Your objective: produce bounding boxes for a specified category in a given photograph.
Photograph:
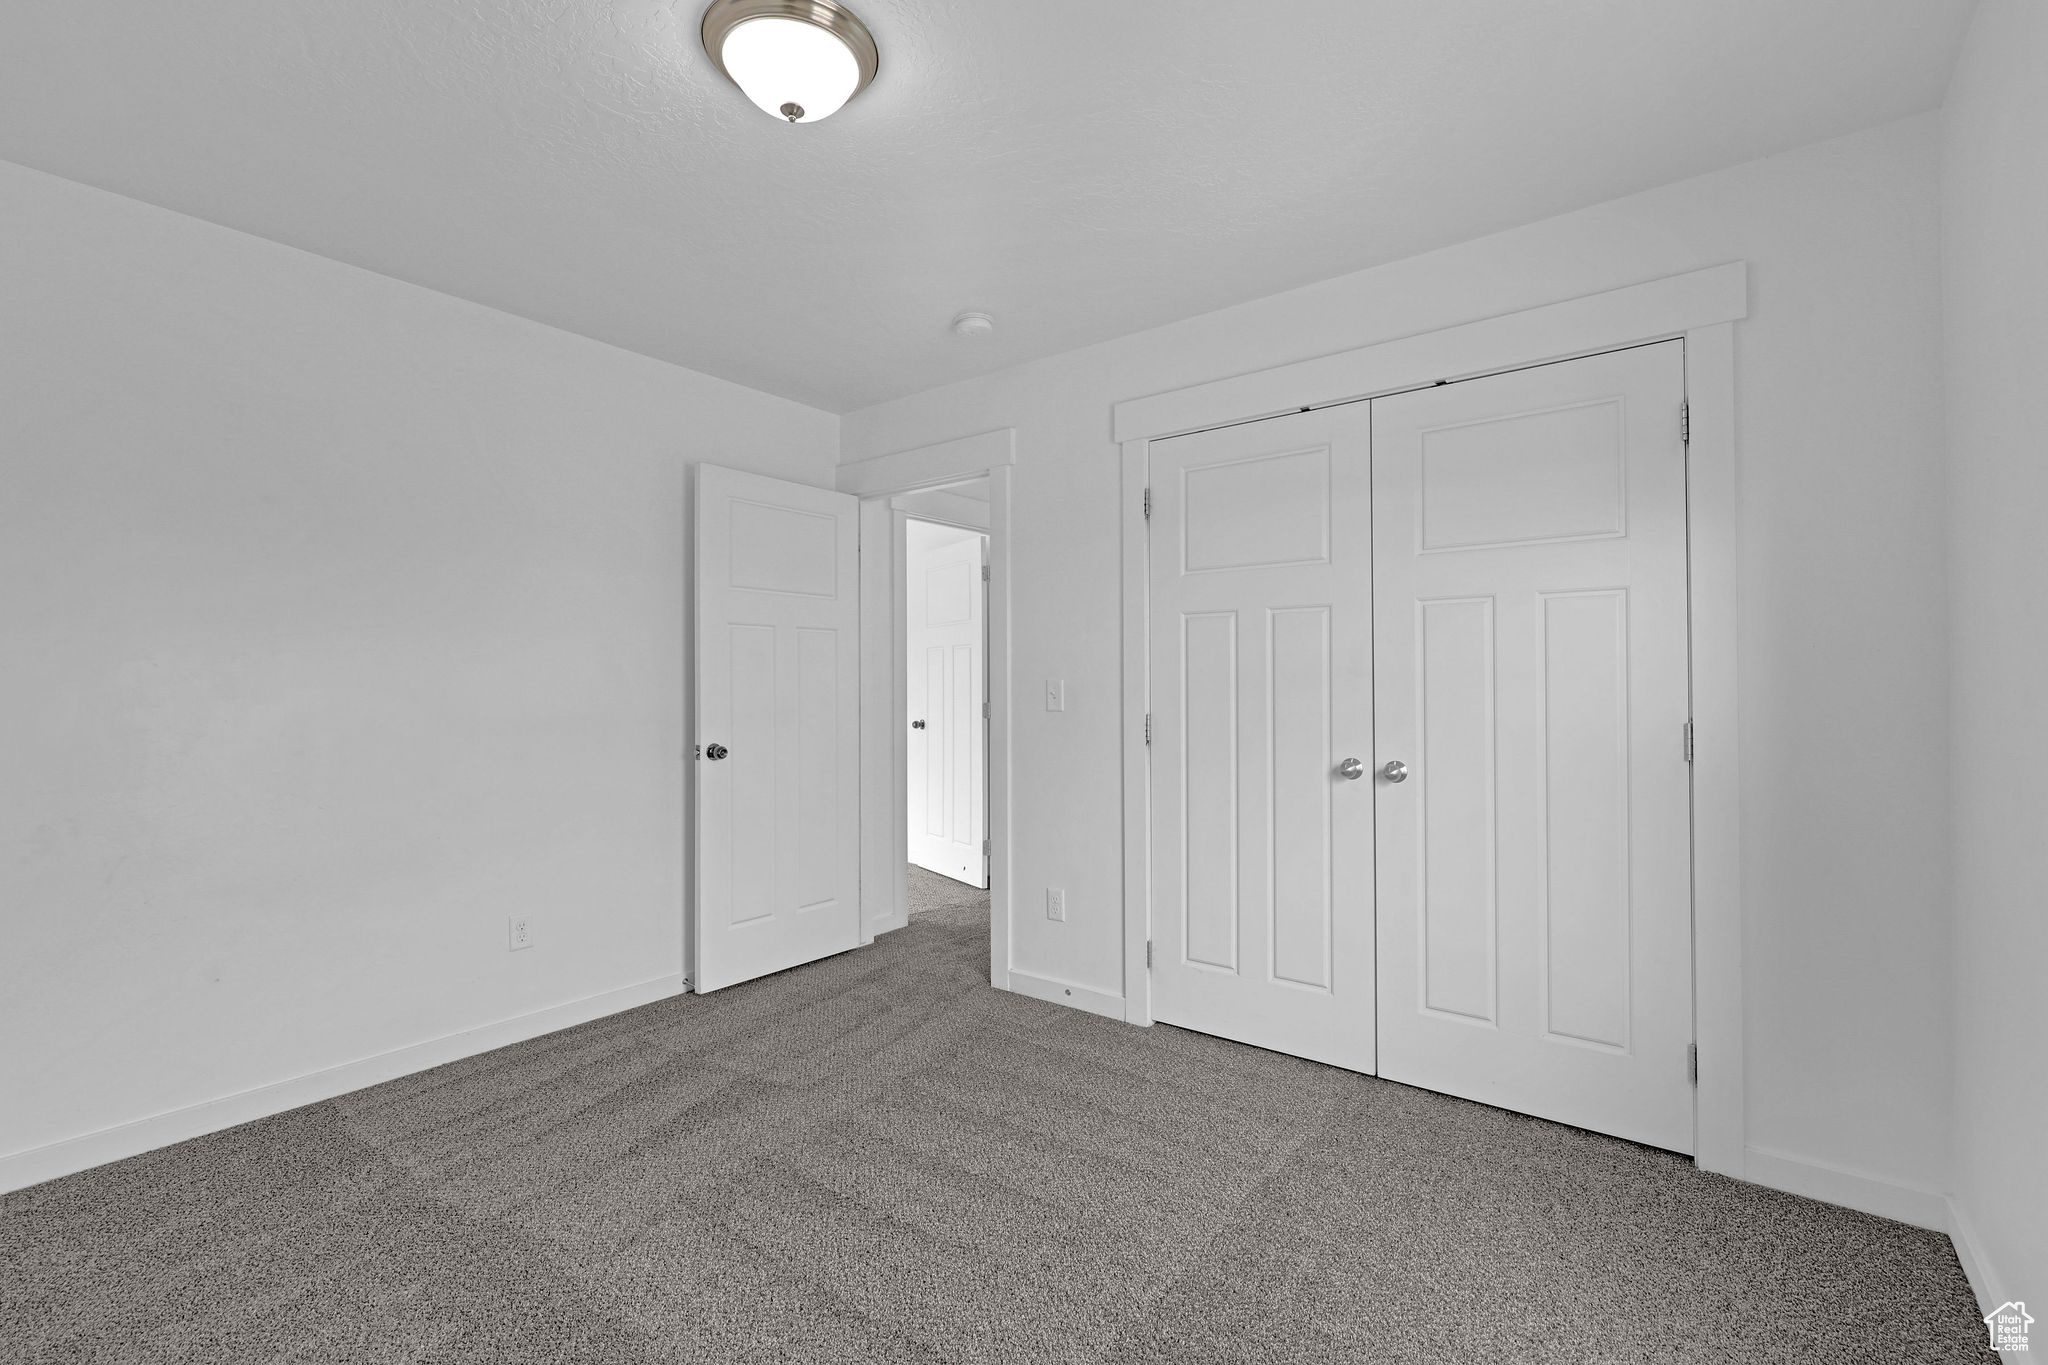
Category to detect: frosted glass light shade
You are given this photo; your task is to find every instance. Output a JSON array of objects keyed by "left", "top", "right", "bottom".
[{"left": 719, "top": 16, "right": 861, "bottom": 123}]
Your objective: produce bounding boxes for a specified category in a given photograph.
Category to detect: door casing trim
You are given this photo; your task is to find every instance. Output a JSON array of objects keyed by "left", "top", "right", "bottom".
[{"left": 1116, "top": 263, "right": 1748, "bottom": 1178}]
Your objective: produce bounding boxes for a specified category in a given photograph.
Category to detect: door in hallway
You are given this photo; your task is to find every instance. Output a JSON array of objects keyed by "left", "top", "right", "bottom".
[
  {"left": 694, "top": 464, "right": 862, "bottom": 992},
  {"left": 1146, "top": 403, "right": 1376, "bottom": 1073},
  {"left": 907, "top": 527, "right": 988, "bottom": 888},
  {"left": 1372, "top": 341, "right": 1695, "bottom": 1153}
]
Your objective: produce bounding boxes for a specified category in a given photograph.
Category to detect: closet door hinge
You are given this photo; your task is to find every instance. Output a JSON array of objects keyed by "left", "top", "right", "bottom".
[
  {"left": 1688, "top": 1043, "right": 1699, "bottom": 1086},
  {"left": 982, "top": 701, "right": 989, "bottom": 719},
  {"left": 983, "top": 839, "right": 990, "bottom": 856},
  {"left": 1146, "top": 940, "right": 1153, "bottom": 970},
  {"left": 1683, "top": 720, "right": 1694, "bottom": 764},
  {"left": 1144, "top": 713, "right": 1152, "bottom": 746},
  {"left": 982, "top": 564, "right": 989, "bottom": 581},
  {"left": 1142, "top": 487, "right": 1152, "bottom": 519},
  {"left": 1680, "top": 401, "right": 1690, "bottom": 447}
]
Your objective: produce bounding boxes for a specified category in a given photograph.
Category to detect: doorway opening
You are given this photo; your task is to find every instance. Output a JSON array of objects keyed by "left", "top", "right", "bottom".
[
  {"left": 901, "top": 488, "right": 991, "bottom": 894},
  {"left": 843, "top": 434, "right": 1014, "bottom": 996}
]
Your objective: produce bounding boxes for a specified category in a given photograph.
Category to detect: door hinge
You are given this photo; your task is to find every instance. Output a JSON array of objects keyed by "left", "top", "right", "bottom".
[
  {"left": 1683, "top": 720, "right": 1694, "bottom": 763},
  {"left": 982, "top": 564, "right": 990, "bottom": 581},
  {"left": 1146, "top": 940, "right": 1153, "bottom": 970},
  {"left": 983, "top": 839, "right": 990, "bottom": 856},
  {"left": 1688, "top": 1043, "right": 1699, "bottom": 1086},
  {"left": 982, "top": 700, "right": 989, "bottom": 719},
  {"left": 1680, "top": 401, "right": 1690, "bottom": 447},
  {"left": 1142, "top": 487, "right": 1152, "bottom": 519},
  {"left": 1144, "top": 713, "right": 1152, "bottom": 745}
]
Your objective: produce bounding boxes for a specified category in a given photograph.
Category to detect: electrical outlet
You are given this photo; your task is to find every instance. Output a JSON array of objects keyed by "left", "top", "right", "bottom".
[
  {"left": 1046, "top": 888, "right": 1066, "bottom": 922},
  {"left": 1045, "top": 678, "right": 1065, "bottom": 712},
  {"left": 508, "top": 916, "right": 533, "bottom": 951}
]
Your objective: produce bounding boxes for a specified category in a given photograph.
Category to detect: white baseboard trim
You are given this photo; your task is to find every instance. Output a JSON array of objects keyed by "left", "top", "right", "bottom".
[
  {"left": 1949, "top": 1197, "right": 2028, "bottom": 1363},
  {"left": 0, "top": 972, "right": 685, "bottom": 1195},
  {"left": 1950, "top": 1197, "right": 2007, "bottom": 1310},
  {"left": 1740, "top": 1145, "right": 1948, "bottom": 1231},
  {"left": 1004, "top": 968, "right": 1127, "bottom": 1022}
]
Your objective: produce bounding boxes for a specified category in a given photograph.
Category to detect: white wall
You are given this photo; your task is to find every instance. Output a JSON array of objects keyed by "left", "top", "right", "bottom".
[
  {"left": 0, "top": 160, "right": 838, "bottom": 1179},
  {"left": 843, "top": 116, "right": 1952, "bottom": 1208},
  {"left": 895, "top": 488, "right": 992, "bottom": 531},
  {"left": 1941, "top": 0, "right": 2048, "bottom": 1315},
  {"left": 906, "top": 519, "right": 988, "bottom": 556}
]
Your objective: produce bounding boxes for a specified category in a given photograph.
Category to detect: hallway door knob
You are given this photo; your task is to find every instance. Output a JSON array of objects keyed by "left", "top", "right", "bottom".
[
  {"left": 912, "top": 719, "right": 925, "bottom": 730},
  {"left": 1337, "top": 757, "right": 1365, "bottom": 780},
  {"left": 705, "top": 743, "right": 728, "bottom": 761},
  {"left": 1381, "top": 760, "right": 1409, "bottom": 783}
]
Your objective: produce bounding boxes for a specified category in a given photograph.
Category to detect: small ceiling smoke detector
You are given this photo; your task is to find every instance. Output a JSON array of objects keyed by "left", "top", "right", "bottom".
[
  {"left": 951, "top": 311, "right": 996, "bottom": 339},
  {"left": 702, "top": 0, "right": 879, "bottom": 125}
]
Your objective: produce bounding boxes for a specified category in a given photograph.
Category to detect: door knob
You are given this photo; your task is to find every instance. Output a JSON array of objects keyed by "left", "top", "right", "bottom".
[
  {"left": 1381, "top": 760, "right": 1408, "bottom": 783},
  {"left": 1337, "top": 757, "right": 1365, "bottom": 780},
  {"left": 705, "top": 743, "right": 728, "bottom": 761},
  {"left": 912, "top": 719, "right": 925, "bottom": 730}
]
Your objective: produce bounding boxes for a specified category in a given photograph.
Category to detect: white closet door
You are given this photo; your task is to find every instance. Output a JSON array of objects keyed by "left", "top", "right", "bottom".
[
  {"left": 1148, "top": 404, "right": 1375, "bottom": 1073},
  {"left": 1372, "top": 341, "right": 1694, "bottom": 1152},
  {"left": 907, "top": 531, "right": 987, "bottom": 888},
  {"left": 694, "top": 464, "right": 861, "bottom": 992}
]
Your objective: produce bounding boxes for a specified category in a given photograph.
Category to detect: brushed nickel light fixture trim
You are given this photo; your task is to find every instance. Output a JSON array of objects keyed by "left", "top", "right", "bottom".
[{"left": 702, "top": 0, "right": 879, "bottom": 124}]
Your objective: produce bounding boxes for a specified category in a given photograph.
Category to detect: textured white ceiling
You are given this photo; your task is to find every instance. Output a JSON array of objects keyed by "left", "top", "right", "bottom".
[{"left": 0, "top": 1, "right": 1973, "bottom": 412}]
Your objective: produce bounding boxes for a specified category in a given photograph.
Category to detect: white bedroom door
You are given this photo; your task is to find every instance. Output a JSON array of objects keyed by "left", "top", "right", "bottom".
[
  {"left": 694, "top": 464, "right": 862, "bottom": 993},
  {"left": 907, "top": 532, "right": 988, "bottom": 888},
  {"left": 1147, "top": 403, "right": 1376, "bottom": 1073},
  {"left": 1371, "top": 341, "right": 1695, "bottom": 1152}
]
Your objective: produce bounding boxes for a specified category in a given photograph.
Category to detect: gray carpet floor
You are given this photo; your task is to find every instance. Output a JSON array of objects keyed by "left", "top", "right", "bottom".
[{"left": 2, "top": 866, "right": 1992, "bottom": 1363}]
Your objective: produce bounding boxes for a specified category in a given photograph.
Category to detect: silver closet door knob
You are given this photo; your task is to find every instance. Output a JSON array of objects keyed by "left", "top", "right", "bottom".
[
  {"left": 1381, "top": 760, "right": 1409, "bottom": 783},
  {"left": 705, "top": 743, "right": 728, "bottom": 761},
  {"left": 1337, "top": 758, "right": 1365, "bottom": 780}
]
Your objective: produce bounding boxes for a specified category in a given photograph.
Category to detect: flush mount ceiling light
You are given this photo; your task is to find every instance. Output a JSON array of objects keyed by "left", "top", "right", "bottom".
[
  {"left": 702, "top": 0, "right": 878, "bottom": 125},
  {"left": 951, "top": 311, "right": 995, "bottom": 339}
]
